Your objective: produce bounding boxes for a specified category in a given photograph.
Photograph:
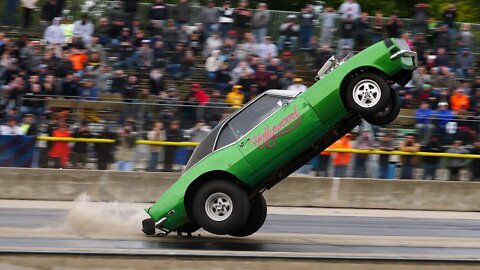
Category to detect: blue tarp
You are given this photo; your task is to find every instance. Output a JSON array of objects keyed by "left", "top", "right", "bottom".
[{"left": 0, "top": 135, "right": 36, "bottom": 167}]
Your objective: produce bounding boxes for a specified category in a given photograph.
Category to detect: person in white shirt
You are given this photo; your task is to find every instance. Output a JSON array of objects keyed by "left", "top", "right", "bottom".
[
  {"left": 44, "top": 17, "right": 64, "bottom": 57},
  {"left": 203, "top": 32, "right": 223, "bottom": 57},
  {"left": 219, "top": 1, "right": 234, "bottom": 38},
  {"left": 235, "top": 32, "right": 257, "bottom": 60},
  {"left": 205, "top": 50, "right": 222, "bottom": 81},
  {"left": 73, "top": 14, "right": 94, "bottom": 45},
  {"left": 338, "top": 0, "right": 361, "bottom": 20},
  {"left": 287, "top": 77, "right": 308, "bottom": 92},
  {"left": 0, "top": 118, "right": 24, "bottom": 135},
  {"left": 256, "top": 36, "right": 278, "bottom": 61},
  {"left": 230, "top": 61, "right": 254, "bottom": 84}
]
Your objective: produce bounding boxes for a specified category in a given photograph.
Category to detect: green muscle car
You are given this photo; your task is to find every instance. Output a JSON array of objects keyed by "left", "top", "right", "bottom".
[{"left": 142, "top": 38, "right": 417, "bottom": 237}]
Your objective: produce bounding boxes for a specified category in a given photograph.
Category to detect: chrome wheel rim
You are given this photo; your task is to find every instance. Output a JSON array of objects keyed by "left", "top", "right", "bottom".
[
  {"left": 352, "top": 79, "right": 382, "bottom": 108},
  {"left": 205, "top": 192, "right": 233, "bottom": 221}
]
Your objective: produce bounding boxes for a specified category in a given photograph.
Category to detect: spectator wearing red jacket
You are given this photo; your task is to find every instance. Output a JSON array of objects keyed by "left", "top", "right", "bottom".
[{"left": 192, "top": 83, "right": 210, "bottom": 121}]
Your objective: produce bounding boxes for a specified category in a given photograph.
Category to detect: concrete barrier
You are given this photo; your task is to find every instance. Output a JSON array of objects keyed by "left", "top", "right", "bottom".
[{"left": 1, "top": 168, "right": 480, "bottom": 211}]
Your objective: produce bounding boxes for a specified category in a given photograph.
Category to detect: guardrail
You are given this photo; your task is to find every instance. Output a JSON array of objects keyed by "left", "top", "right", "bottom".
[{"left": 37, "top": 136, "right": 480, "bottom": 159}]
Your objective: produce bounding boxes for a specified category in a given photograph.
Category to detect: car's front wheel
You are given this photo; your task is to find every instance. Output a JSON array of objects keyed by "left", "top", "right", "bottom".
[
  {"left": 229, "top": 193, "right": 267, "bottom": 237},
  {"left": 344, "top": 73, "right": 390, "bottom": 115},
  {"left": 192, "top": 180, "right": 250, "bottom": 235},
  {"left": 364, "top": 88, "right": 400, "bottom": 126}
]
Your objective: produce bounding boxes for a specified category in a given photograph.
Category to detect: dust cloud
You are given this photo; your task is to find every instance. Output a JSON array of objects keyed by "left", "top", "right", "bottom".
[{"left": 40, "top": 193, "right": 149, "bottom": 236}]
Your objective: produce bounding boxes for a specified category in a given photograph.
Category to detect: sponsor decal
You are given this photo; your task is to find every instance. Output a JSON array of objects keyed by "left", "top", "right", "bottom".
[{"left": 250, "top": 106, "right": 301, "bottom": 149}]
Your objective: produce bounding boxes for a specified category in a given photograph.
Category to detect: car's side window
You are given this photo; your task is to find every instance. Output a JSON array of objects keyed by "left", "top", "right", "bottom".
[
  {"left": 228, "top": 95, "right": 291, "bottom": 139},
  {"left": 216, "top": 124, "right": 237, "bottom": 149},
  {"left": 215, "top": 95, "right": 292, "bottom": 150}
]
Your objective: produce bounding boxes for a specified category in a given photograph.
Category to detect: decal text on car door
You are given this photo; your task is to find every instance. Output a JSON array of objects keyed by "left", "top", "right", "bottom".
[{"left": 250, "top": 106, "right": 301, "bottom": 149}]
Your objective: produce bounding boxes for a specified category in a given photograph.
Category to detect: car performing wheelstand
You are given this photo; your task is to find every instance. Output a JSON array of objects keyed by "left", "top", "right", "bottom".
[{"left": 142, "top": 38, "right": 417, "bottom": 238}]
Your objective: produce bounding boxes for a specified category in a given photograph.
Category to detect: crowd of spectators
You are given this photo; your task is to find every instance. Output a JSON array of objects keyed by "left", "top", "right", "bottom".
[{"left": 0, "top": 0, "right": 478, "bottom": 178}]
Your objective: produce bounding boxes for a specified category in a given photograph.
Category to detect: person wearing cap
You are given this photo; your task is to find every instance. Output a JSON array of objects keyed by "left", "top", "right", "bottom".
[
  {"left": 251, "top": 3, "right": 270, "bottom": 44},
  {"left": 226, "top": 85, "right": 245, "bottom": 108},
  {"left": 137, "top": 39, "right": 154, "bottom": 70},
  {"left": 287, "top": 77, "right": 307, "bottom": 92},
  {"left": 455, "top": 48, "right": 474, "bottom": 79},
  {"left": 278, "top": 14, "right": 299, "bottom": 51},
  {"left": 434, "top": 101, "right": 454, "bottom": 143}
]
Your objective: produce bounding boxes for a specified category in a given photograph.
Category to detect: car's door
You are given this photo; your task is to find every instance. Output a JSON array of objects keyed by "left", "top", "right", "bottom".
[{"left": 229, "top": 94, "right": 322, "bottom": 179}]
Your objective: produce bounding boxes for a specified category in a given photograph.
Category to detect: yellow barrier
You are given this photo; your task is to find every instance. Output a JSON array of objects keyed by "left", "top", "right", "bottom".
[{"left": 36, "top": 136, "right": 480, "bottom": 159}]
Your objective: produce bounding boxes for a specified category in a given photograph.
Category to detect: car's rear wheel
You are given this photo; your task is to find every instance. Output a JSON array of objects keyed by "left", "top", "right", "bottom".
[
  {"left": 344, "top": 73, "right": 390, "bottom": 115},
  {"left": 192, "top": 180, "right": 250, "bottom": 235},
  {"left": 229, "top": 193, "right": 267, "bottom": 237},
  {"left": 364, "top": 88, "right": 400, "bottom": 126}
]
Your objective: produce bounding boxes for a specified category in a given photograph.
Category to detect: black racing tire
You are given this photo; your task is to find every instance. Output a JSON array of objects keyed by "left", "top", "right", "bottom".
[
  {"left": 344, "top": 73, "right": 390, "bottom": 115},
  {"left": 192, "top": 180, "right": 250, "bottom": 235},
  {"left": 229, "top": 194, "right": 267, "bottom": 237},
  {"left": 364, "top": 89, "right": 400, "bottom": 126}
]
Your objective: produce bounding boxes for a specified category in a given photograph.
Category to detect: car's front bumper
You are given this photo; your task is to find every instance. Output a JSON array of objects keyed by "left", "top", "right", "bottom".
[{"left": 142, "top": 217, "right": 170, "bottom": 236}]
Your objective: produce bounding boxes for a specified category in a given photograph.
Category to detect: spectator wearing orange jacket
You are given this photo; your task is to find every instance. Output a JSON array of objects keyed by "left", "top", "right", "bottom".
[
  {"left": 450, "top": 88, "right": 470, "bottom": 111},
  {"left": 68, "top": 48, "right": 88, "bottom": 71},
  {"left": 332, "top": 133, "right": 352, "bottom": 177},
  {"left": 48, "top": 121, "right": 71, "bottom": 168}
]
